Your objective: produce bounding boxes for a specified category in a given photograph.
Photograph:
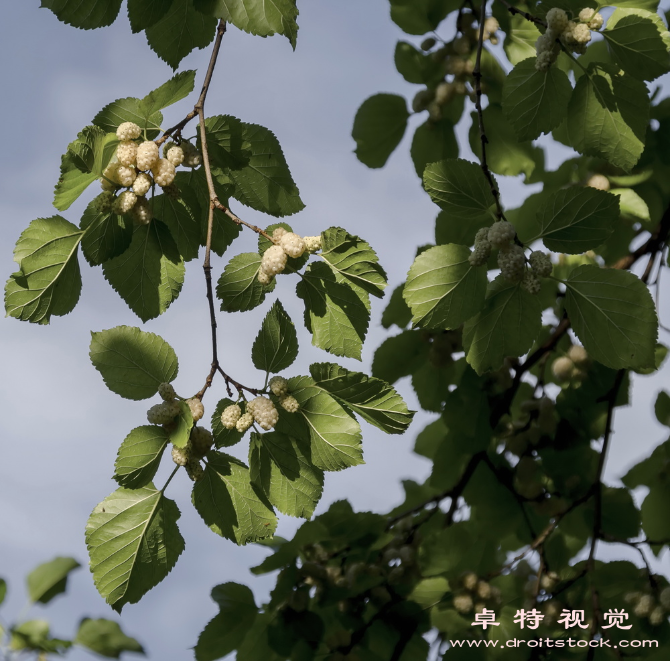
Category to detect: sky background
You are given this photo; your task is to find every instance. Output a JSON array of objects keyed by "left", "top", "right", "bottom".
[{"left": 0, "top": 1, "right": 669, "bottom": 659}]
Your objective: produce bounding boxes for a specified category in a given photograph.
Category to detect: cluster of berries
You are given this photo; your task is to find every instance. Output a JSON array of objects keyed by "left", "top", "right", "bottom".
[
  {"left": 469, "top": 221, "right": 553, "bottom": 293},
  {"left": 93, "top": 121, "right": 201, "bottom": 224},
  {"left": 505, "top": 396, "right": 557, "bottom": 456},
  {"left": 146, "top": 383, "right": 210, "bottom": 481},
  {"left": 220, "top": 377, "right": 299, "bottom": 433},
  {"left": 452, "top": 571, "right": 502, "bottom": 615},
  {"left": 412, "top": 14, "right": 499, "bottom": 121},
  {"left": 625, "top": 587, "right": 670, "bottom": 626},
  {"left": 536, "top": 7, "right": 604, "bottom": 71},
  {"left": 258, "top": 228, "right": 322, "bottom": 286},
  {"left": 551, "top": 345, "right": 591, "bottom": 383}
]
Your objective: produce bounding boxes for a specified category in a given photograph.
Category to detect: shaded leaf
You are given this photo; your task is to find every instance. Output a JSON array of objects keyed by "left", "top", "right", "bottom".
[
  {"left": 80, "top": 202, "right": 133, "bottom": 266},
  {"left": 75, "top": 619, "right": 144, "bottom": 659},
  {"left": 27, "top": 557, "right": 80, "bottom": 605},
  {"left": 216, "top": 252, "right": 275, "bottom": 312},
  {"left": 41, "top": 0, "right": 122, "bottom": 29},
  {"left": 114, "top": 425, "right": 169, "bottom": 489},
  {"left": 252, "top": 300, "right": 299, "bottom": 373}
]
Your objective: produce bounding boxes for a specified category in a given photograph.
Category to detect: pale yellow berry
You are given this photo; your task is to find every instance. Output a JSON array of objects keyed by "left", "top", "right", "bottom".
[{"left": 132, "top": 172, "right": 153, "bottom": 196}]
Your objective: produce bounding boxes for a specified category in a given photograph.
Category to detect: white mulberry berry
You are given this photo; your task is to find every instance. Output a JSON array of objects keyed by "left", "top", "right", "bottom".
[
  {"left": 469, "top": 240, "right": 491, "bottom": 267},
  {"left": 521, "top": 271, "right": 541, "bottom": 295},
  {"left": 158, "top": 382, "right": 176, "bottom": 401},
  {"left": 634, "top": 595, "right": 655, "bottom": 618},
  {"left": 236, "top": 411, "right": 254, "bottom": 433},
  {"left": 552, "top": 356, "right": 574, "bottom": 382},
  {"left": 132, "top": 172, "right": 153, "bottom": 196},
  {"left": 261, "top": 245, "right": 287, "bottom": 277},
  {"left": 181, "top": 142, "right": 202, "bottom": 168},
  {"left": 649, "top": 606, "right": 666, "bottom": 626},
  {"left": 137, "top": 141, "right": 159, "bottom": 171},
  {"left": 454, "top": 594, "right": 474, "bottom": 614},
  {"left": 152, "top": 158, "right": 176, "bottom": 187},
  {"left": 280, "top": 395, "right": 299, "bottom": 413},
  {"left": 578, "top": 8, "right": 595, "bottom": 23},
  {"left": 497, "top": 244, "right": 525, "bottom": 282},
  {"left": 171, "top": 445, "right": 190, "bottom": 467},
  {"left": 488, "top": 221, "right": 516, "bottom": 249},
  {"left": 483, "top": 17, "right": 499, "bottom": 40},
  {"left": 304, "top": 236, "right": 322, "bottom": 253},
  {"left": 257, "top": 270, "right": 273, "bottom": 285},
  {"left": 659, "top": 587, "right": 670, "bottom": 609},
  {"left": 269, "top": 375, "right": 289, "bottom": 397},
  {"left": 529, "top": 251, "right": 552, "bottom": 277},
  {"left": 248, "top": 396, "right": 279, "bottom": 431},
  {"left": 280, "top": 232, "right": 306, "bottom": 259},
  {"left": 272, "top": 227, "right": 288, "bottom": 242},
  {"left": 587, "top": 12, "right": 603, "bottom": 30},
  {"left": 435, "top": 81, "right": 454, "bottom": 105},
  {"left": 101, "top": 162, "right": 121, "bottom": 190},
  {"left": 187, "top": 398, "right": 204, "bottom": 422},
  {"left": 93, "top": 191, "right": 115, "bottom": 213},
  {"left": 116, "top": 122, "right": 142, "bottom": 141},
  {"left": 546, "top": 8, "right": 569, "bottom": 33},
  {"left": 587, "top": 174, "right": 610, "bottom": 191},
  {"left": 567, "top": 345, "right": 589, "bottom": 367},
  {"left": 190, "top": 426, "right": 213, "bottom": 456},
  {"left": 463, "top": 573, "right": 478, "bottom": 591},
  {"left": 186, "top": 459, "right": 204, "bottom": 482},
  {"left": 572, "top": 23, "right": 591, "bottom": 44},
  {"left": 116, "top": 165, "right": 137, "bottom": 188},
  {"left": 535, "top": 50, "right": 557, "bottom": 71},
  {"left": 132, "top": 197, "right": 152, "bottom": 225},
  {"left": 166, "top": 145, "right": 184, "bottom": 167},
  {"left": 116, "top": 141, "right": 138, "bottom": 167},
  {"left": 220, "top": 404, "right": 242, "bottom": 430},
  {"left": 112, "top": 190, "right": 138, "bottom": 216}
]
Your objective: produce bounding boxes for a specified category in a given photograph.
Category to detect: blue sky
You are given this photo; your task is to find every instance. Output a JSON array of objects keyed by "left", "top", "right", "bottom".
[{"left": 1, "top": 2, "right": 669, "bottom": 659}]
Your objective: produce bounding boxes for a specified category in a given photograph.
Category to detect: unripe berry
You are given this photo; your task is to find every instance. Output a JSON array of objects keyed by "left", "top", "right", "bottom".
[
  {"left": 190, "top": 426, "right": 213, "bottom": 456},
  {"left": 463, "top": 573, "right": 479, "bottom": 591},
  {"left": 116, "top": 122, "right": 142, "bottom": 141},
  {"left": 483, "top": 17, "right": 499, "bottom": 40},
  {"left": 186, "top": 459, "right": 204, "bottom": 482},
  {"left": 498, "top": 245, "right": 526, "bottom": 282},
  {"left": 186, "top": 398, "right": 204, "bottom": 422},
  {"left": 136, "top": 141, "right": 159, "bottom": 171},
  {"left": 236, "top": 412, "right": 254, "bottom": 433},
  {"left": 552, "top": 356, "right": 575, "bottom": 382},
  {"left": 171, "top": 445, "right": 190, "bottom": 467},
  {"left": 116, "top": 141, "right": 138, "bottom": 167},
  {"left": 112, "top": 190, "right": 138, "bottom": 216},
  {"left": 248, "top": 396, "right": 279, "bottom": 430},
  {"left": 152, "top": 158, "right": 176, "bottom": 187},
  {"left": 280, "top": 395, "right": 299, "bottom": 413},
  {"left": 132, "top": 172, "right": 153, "bottom": 196},
  {"left": 540, "top": 572, "right": 560, "bottom": 591},
  {"left": 181, "top": 141, "right": 202, "bottom": 168},
  {"left": 476, "top": 581, "right": 491, "bottom": 600},
  {"left": 567, "top": 344, "right": 589, "bottom": 367},
  {"left": 158, "top": 382, "right": 176, "bottom": 401},
  {"left": 660, "top": 587, "right": 670, "bottom": 609},
  {"left": 546, "top": 8, "right": 569, "bottom": 33},
  {"left": 303, "top": 235, "right": 322, "bottom": 253},
  {"left": 147, "top": 403, "right": 177, "bottom": 425},
  {"left": 257, "top": 270, "right": 273, "bottom": 285},
  {"left": 535, "top": 50, "right": 558, "bottom": 71},
  {"left": 280, "top": 232, "right": 306, "bottom": 259},
  {"left": 269, "top": 375, "right": 289, "bottom": 397},
  {"left": 420, "top": 37, "right": 436, "bottom": 51},
  {"left": 435, "top": 81, "right": 454, "bottom": 105},
  {"left": 488, "top": 221, "right": 516, "bottom": 248},
  {"left": 454, "top": 594, "right": 474, "bottom": 613},
  {"left": 634, "top": 595, "right": 654, "bottom": 617},
  {"left": 93, "top": 191, "right": 116, "bottom": 213},
  {"left": 132, "top": 196, "right": 152, "bottom": 225},
  {"left": 649, "top": 606, "right": 666, "bottom": 626},
  {"left": 220, "top": 404, "right": 242, "bottom": 430},
  {"left": 166, "top": 145, "right": 184, "bottom": 167},
  {"left": 587, "top": 174, "right": 610, "bottom": 191},
  {"left": 412, "top": 88, "right": 435, "bottom": 113},
  {"left": 529, "top": 251, "right": 552, "bottom": 277},
  {"left": 521, "top": 270, "right": 541, "bottom": 295},
  {"left": 162, "top": 183, "right": 180, "bottom": 199},
  {"left": 261, "top": 245, "right": 287, "bottom": 277}
]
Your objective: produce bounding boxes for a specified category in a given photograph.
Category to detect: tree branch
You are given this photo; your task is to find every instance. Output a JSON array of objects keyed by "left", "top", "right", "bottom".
[{"left": 495, "top": 0, "right": 547, "bottom": 27}]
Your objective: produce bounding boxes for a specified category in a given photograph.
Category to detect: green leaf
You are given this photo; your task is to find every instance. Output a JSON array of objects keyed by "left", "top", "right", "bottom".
[
  {"left": 423, "top": 158, "right": 496, "bottom": 222},
  {"left": 564, "top": 265, "right": 658, "bottom": 370},
  {"left": 152, "top": 194, "right": 201, "bottom": 262},
  {"left": 320, "top": 227, "right": 388, "bottom": 298},
  {"left": 410, "top": 119, "right": 459, "bottom": 179},
  {"left": 114, "top": 425, "right": 169, "bottom": 489},
  {"left": 41, "top": 0, "right": 122, "bottom": 29},
  {"left": 395, "top": 41, "right": 432, "bottom": 84},
  {"left": 192, "top": 451, "right": 277, "bottom": 544},
  {"left": 102, "top": 220, "right": 185, "bottom": 322},
  {"left": 5, "top": 216, "right": 83, "bottom": 324},
  {"left": 80, "top": 202, "right": 133, "bottom": 266},
  {"left": 10, "top": 620, "right": 71, "bottom": 654},
  {"left": 520, "top": 186, "right": 620, "bottom": 253},
  {"left": 0, "top": 578, "right": 6, "bottom": 606},
  {"left": 503, "top": 14, "right": 542, "bottom": 65},
  {"left": 603, "top": 8, "right": 670, "bottom": 81},
  {"left": 641, "top": 485, "right": 670, "bottom": 542},
  {"left": 388, "top": 0, "right": 458, "bottom": 35},
  {"left": 252, "top": 300, "right": 299, "bottom": 373},
  {"left": 194, "top": 0, "right": 299, "bottom": 49},
  {"left": 567, "top": 65, "right": 649, "bottom": 172},
  {"left": 216, "top": 252, "right": 275, "bottom": 312},
  {"left": 381, "top": 284, "right": 412, "bottom": 329},
  {"left": 408, "top": 577, "right": 450, "bottom": 608},
  {"left": 138, "top": 70, "right": 196, "bottom": 118},
  {"left": 352, "top": 94, "right": 409, "bottom": 168},
  {"left": 654, "top": 391, "right": 670, "bottom": 426},
  {"left": 145, "top": 0, "right": 218, "bottom": 69},
  {"left": 195, "top": 583, "right": 258, "bottom": 661},
  {"left": 92, "top": 98, "right": 163, "bottom": 140},
  {"left": 249, "top": 432, "right": 324, "bottom": 518},
  {"left": 463, "top": 276, "right": 543, "bottom": 374},
  {"left": 469, "top": 105, "right": 541, "bottom": 179},
  {"left": 274, "top": 375, "right": 363, "bottom": 471},
  {"left": 127, "top": 0, "right": 173, "bottom": 32},
  {"left": 212, "top": 398, "right": 246, "bottom": 448},
  {"left": 54, "top": 126, "right": 118, "bottom": 210},
  {"left": 296, "top": 262, "right": 370, "bottom": 360},
  {"left": 27, "top": 557, "right": 80, "bottom": 605},
  {"left": 86, "top": 485, "right": 185, "bottom": 612},
  {"left": 310, "top": 362, "right": 414, "bottom": 435},
  {"left": 75, "top": 619, "right": 144, "bottom": 659},
  {"left": 403, "top": 244, "right": 488, "bottom": 330},
  {"left": 89, "top": 325, "right": 178, "bottom": 400},
  {"left": 435, "top": 210, "right": 490, "bottom": 247},
  {"left": 502, "top": 58, "right": 573, "bottom": 142},
  {"left": 167, "top": 399, "right": 194, "bottom": 449},
  {"left": 372, "top": 330, "right": 427, "bottom": 384},
  {"left": 612, "top": 188, "right": 651, "bottom": 225},
  {"left": 205, "top": 117, "right": 305, "bottom": 217}
]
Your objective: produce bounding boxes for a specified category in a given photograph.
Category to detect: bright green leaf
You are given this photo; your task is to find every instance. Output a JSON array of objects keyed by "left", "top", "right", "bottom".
[
  {"left": 89, "top": 325, "right": 178, "bottom": 400},
  {"left": 167, "top": 399, "right": 194, "bottom": 449},
  {"left": 138, "top": 70, "right": 196, "bottom": 118},
  {"left": 27, "top": 557, "right": 80, "bottom": 605},
  {"left": 192, "top": 451, "right": 277, "bottom": 544},
  {"left": 92, "top": 98, "right": 162, "bottom": 141},
  {"left": 252, "top": 300, "right": 299, "bottom": 373},
  {"left": 564, "top": 265, "right": 658, "bottom": 369},
  {"left": 408, "top": 577, "right": 450, "bottom": 608},
  {"left": 216, "top": 252, "right": 275, "bottom": 312},
  {"left": 352, "top": 94, "right": 409, "bottom": 168},
  {"left": 114, "top": 425, "right": 169, "bottom": 489},
  {"left": 75, "top": 619, "right": 144, "bottom": 659},
  {"left": 41, "top": 0, "right": 122, "bottom": 29},
  {"left": 504, "top": 15, "right": 542, "bottom": 65}
]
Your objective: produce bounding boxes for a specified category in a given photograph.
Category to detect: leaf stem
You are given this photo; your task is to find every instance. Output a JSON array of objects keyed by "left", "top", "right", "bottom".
[{"left": 161, "top": 466, "right": 179, "bottom": 493}]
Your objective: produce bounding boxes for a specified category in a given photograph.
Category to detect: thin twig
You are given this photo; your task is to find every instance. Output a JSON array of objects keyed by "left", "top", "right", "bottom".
[{"left": 495, "top": 0, "right": 547, "bottom": 27}]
